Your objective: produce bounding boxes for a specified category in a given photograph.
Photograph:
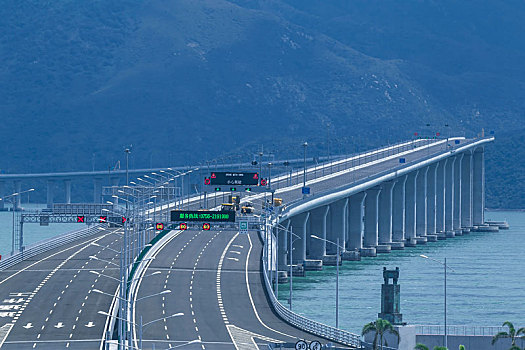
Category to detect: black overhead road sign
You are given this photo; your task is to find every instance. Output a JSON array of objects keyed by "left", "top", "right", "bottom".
[{"left": 209, "top": 172, "right": 259, "bottom": 186}]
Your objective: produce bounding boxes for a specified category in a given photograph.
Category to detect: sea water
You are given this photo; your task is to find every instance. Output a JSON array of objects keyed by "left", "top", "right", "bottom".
[
  {"left": 0, "top": 204, "right": 79, "bottom": 257},
  {"left": 276, "top": 211, "right": 525, "bottom": 333}
]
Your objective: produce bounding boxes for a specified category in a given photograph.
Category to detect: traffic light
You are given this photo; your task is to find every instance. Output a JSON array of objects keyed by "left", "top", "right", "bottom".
[
  {"left": 99, "top": 216, "right": 107, "bottom": 223},
  {"left": 215, "top": 187, "right": 221, "bottom": 191},
  {"left": 245, "top": 188, "right": 251, "bottom": 192},
  {"left": 76, "top": 216, "right": 85, "bottom": 223},
  {"left": 230, "top": 187, "right": 236, "bottom": 191},
  {"left": 122, "top": 217, "right": 127, "bottom": 224},
  {"left": 204, "top": 177, "right": 211, "bottom": 185}
]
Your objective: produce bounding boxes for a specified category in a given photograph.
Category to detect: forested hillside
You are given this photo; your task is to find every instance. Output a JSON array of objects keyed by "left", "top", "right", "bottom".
[{"left": 1, "top": 0, "right": 524, "bottom": 207}]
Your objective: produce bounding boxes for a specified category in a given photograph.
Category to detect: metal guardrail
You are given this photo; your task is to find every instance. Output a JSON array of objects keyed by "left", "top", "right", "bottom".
[
  {"left": 260, "top": 232, "right": 361, "bottom": 348},
  {"left": 415, "top": 325, "right": 506, "bottom": 336},
  {"left": 0, "top": 224, "right": 103, "bottom": 270}
]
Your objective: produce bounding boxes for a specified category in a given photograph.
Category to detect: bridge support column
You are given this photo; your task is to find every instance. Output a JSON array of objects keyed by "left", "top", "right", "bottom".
[
  {"left": 307, "top": 206, "right": 329, "bottom": 260},
  {"left": 64, "top": 179, "right": 72, "bottom": 204},
  {"left": 426, "top": 164, "right": 438, "bottom": 242},
  {"left": 363, "top": 186, "right": 381, "bottom": 257},
  {"left": 445, "top": 157, "right": 456, "bottom": 237},
  {"left": 436, "top": 160, "right": 446, "bottom": 238},
  {"left": 416, "top": 167, "right": 429, "bottom": 244},
  {"left": 472, "top": 147, "right": 485, "bottom": 226},
  {"left": 327, "top": 198, "right": 348, "bottom": 255},
  {"left": 45, "top": 180, "right": 54, "bottom": 209},
  {"left": 348, "top": 192, "right": 366, "bottom": 252},
  {"left": 378, "top": 181, "right": 396, "bottom": 252},
  {"left": 278, "top": 220, "right": 290, "bottom": 271},
  {"left": 13, "top": 181, "right": 22, "bottom": 210},
  {"left": 404, "top": 171, "right": 418, "bottom": 247},
  {"left": 453, "top": 154, "right": 464, "bottom": 235},
  {"left": 461, "top": 151, "right": 473, "bottom": 231},
  {"left": 93, "top": 178, "right": 103, "bottom": 204},
  {"left": 111, "top": 177, "right": 120, "bottom": 206},
  {"left": 392, "top": 176, "right": 407, "bottom": 245},
  {"left": 0, "top": 181, "right": 4, "bottom": 210},
  {"left": 289, "top": 212, "right": 309, "bottom": 264}
]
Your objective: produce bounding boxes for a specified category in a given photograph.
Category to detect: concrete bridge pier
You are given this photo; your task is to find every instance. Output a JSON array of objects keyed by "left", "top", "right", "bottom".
[
  {"left": 435, "top": 160, "right": 446, "bottom": 239},
  {"left": 404, "top": 171, "right": 418, "bottom": 247},
  {"left": 426, "top": 164, "right": 438, "bottom": 242},
  {"left": 378, "top": 181, "right": 396, "bottom": 252},
  {"left": 472, "top": 147, "right": 485, "bottom": 226},
  {"left": 415, "top": 167, "right": 429, "bottom": 244},
  {"left": 392, "top": 176, "right": 407, "bottom": 246},
  {"left": 453, "top": 153, "right": 464, "bottom": 235},
  {"left": 0, "top": 181, "right": 4, "bottom": 210},
  {"left": 363, "top": 186, "right": 381, "bottom": 257},
  {"left": 289, "top": 212, "right": 309, "bottom": 264},
  {"left": 461, "top": 151, "right": 473, "bottom": 232},
  {"left": 14, "top": 180, "right": 22, "bottom": 210},
  {"left": 277, "top": 220, "right": 290, "bottom": 271},
  {"left": 110, "top": 177, "right": 120, "bottom": 206},
  {"left": 325, "top": 199, "right": 347, "bottom": 265},
  {"left": 445, "top": 157, "right": 456, "bottom": 237},
  {"left": 307, "top": 206, "right": 329, "bottom": 261},
  {"left": 346, "top": 193, "right": 366, "bottom": 261},
  {"left": 46, "top": 180, "right": 55, "bottom": 209},
  {"left": 64, "top": 179, "right": 72, "bottom": 204},
  {"left": 93, "top": 178, "right": 103, "bottom": 204}
]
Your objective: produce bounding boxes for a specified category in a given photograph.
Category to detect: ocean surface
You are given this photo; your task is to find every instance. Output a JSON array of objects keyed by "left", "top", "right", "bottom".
[
  {"left": 276, "top": 211, "right": 525, "bottom": 333},
  {"left": 0, "top": 204, "right": 79, "bottom": 257}
]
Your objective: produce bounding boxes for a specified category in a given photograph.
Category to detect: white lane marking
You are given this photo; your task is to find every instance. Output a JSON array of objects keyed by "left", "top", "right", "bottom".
[
  {"left": 54, "top": 322, "right": 64, "bottom": 329},
  {"left": 226, "top": 257, "right": 239, "bottom": 262},
  {"left": 245, "top": 234, "right": 296, "bottom": 339},
  {"left": 22, "top": 323, "right": 33, "bottom": 329},
  {"left": 216, "top": 232, "right": 240, "bottom": 325},
  {"left": 232, "top": 245, "right": 244, "bottom": 249},
  {"left": 85, "top": 322, "right": 95, "bottom": 328},
  {"left": 229, "top": 251, "right": 242, "bottom": 255}
]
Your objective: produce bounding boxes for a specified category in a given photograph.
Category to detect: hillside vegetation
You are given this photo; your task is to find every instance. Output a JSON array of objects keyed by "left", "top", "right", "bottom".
[{"left": 1, "top": 0, "right": 524, "bottom": 207}]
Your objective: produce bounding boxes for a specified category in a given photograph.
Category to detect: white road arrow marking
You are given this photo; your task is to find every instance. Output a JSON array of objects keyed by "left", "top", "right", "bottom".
[
  {"left": 22, "top": 323, "right": 33, "bottom": 329},
  {"left": 54, "top": 322, "right": 64, "bottom": 329},
  {"left": 85, "top": 322, "right": 95, "bottom": 328}
]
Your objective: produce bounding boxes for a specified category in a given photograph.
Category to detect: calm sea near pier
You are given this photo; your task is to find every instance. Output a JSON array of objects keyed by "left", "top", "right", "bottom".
[
  {"left": 276, "top": 211, "right": 525, "bottom": 333},
  {"left": 0, "top": 204, "right": 78, "bottom": 257},
  {"left": 0, "top": 207, "right": 523, "bottom": 334}
]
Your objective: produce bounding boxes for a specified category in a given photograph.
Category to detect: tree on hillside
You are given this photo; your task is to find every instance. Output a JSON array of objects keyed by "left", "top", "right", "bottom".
[
  {"left": 492, "top": 321, "right": 525, "bottom": 349},
  {"left": 362, "top": 318, "right": 400, "bottom": 350}
]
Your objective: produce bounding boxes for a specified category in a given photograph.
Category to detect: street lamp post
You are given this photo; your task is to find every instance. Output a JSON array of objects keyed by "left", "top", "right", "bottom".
[
  {"left": 302, "top": 142, "right": 308, "bottom": 189},
  {"left": 0, "top": 188, "right": 35, "bottom": 255},
  {"left": 311, "top": 234, "right": 343, "bottom": 328},
  {"left": 420, "top": 254, "right": 455, "bottom": 349}
]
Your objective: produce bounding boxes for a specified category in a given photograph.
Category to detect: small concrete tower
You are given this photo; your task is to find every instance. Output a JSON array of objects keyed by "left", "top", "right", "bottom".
[{"left": 378, "top": 267, "right": 404, "bottom": 325}]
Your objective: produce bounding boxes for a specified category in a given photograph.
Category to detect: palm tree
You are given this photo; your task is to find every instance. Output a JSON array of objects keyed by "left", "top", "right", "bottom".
[
  {"left": 492, "top": 321, "right": 525, "bottom": 349},
  {"left": 362, "top": 318, "right": 400, "bottom": 350},
  {"left": 414, "top": 344, "right": 428, "bottom": 350}
]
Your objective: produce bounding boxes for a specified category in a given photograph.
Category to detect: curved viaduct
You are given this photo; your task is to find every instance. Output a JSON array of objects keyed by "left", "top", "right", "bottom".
[{"left": 0, "top": 136, "right": 493, "bottom": 350}]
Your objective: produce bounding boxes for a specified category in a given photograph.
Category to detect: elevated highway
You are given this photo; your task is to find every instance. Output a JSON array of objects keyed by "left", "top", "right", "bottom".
[{"left": 0, "top": 136, "right": 494, "bottom": 349}]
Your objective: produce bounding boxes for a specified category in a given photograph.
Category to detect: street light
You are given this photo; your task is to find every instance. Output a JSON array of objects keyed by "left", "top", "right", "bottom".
[
  {"left": 125, "top": 147, "right": 132, "bottom": 187},
  {"left": 1, "top": 188, "right": 35, "bottom": 255},
  {"left": 311, "top": 234, "right": 343, "bottom": 328},
  {"left": 420, "top": 254, "right": 455, "bottom": 349},
  {"left": 302, "top": 142, "right": 308, "bottom": 190}
]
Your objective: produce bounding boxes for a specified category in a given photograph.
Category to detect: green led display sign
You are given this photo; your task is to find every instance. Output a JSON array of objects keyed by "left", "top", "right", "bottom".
[{"left": 170, "top": 210, "right": 236, "bottom": 223}]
